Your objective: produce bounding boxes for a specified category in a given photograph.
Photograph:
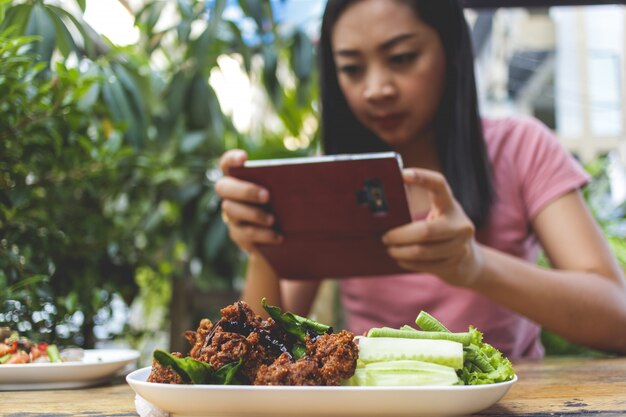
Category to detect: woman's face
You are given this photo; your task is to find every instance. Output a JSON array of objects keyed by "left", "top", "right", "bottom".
[{"left": 331, "top": 0, "right": 447, "bottom": 148}]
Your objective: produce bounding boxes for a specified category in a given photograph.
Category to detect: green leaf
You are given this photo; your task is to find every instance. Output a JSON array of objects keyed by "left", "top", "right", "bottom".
[
  {"left": 225, "top": 21, "right": 251, "bottom": 72},
  {"left": 155, "top": 70, "right": 188, "bottom": 141},
  {"left": 6, "top": 275, "right": 48, "bottom": 298},
  {"left": 0, "top": 0, "right": 11, "bottom": 25},
  {"left": 135, "top": 1, "right": 165, "bottom": 34},
  {"left": 153, "top": 349, "right": 214, "bottom": 384},
  {"left": 262, "top": 45, "right": 281, "bottom": 109},
  {"left": 261, "top": 298, "right": 331, "bottom": 343},
  {"left": 63, "top": 292, "right": 79, "bottom": 313},
  {"left": 46, "top": 5, "right": 95, "bottom": 57},
  {"left": 186, "top": 73, "right": 211, "bottom": 130},
  {"left": 101, "top": 71, "right": 126, "bottom": 122},
  {"left": 76, "top": 65, "right": 101, "bottom": 111},
  {"left": 176, "top": 21, "right": 191, "bottom": 43},
  {"left": 176, "top": 0, "right": 193, "bottom": 20},
  {"left": 101, "top": 67, "right": 143, "bottom": 146},
  {"left": 153, "top": 350, "right": 243, "bottom": 385},
  {"left": 0, "top": 4, "right": 32, "bottom": 33},
  {"left": 112, "top": 62, "right": 148, "bottom": 139},
  {"left": 213, "top": 358, "right": 243, "bottom": 385},
  {"left": 206, "top": 0, "right": 226, "bottom": 39},
  {"left": 291, "top": 29, "right": 313, "bottom": 82},
  {"left": 180, "top": 131, "right": 206, "bottom": 153},
  {"left": 205, "top": 83, "right": 224, "bottom": 144},
  {"left": 262, "top": 298, "right": 307, "bottom": 342},
  {"left": 176, "top": 182, "right": 202, "bottom": 206},
  {"left": 204, "top": 215, "right": 228, "bottom": 261},
  {"left": 167, "top": 70, "right": 188, "bottom": 121},
  {"left": 237, "top": 0, "right": 265, "bottom": 31},
  {"left": 292, "top": 343, "right": 307, "bottom": 361},
  {"left": 43, "top": 5, "right": 77, "bottom": 58},
  {"left": 189, "top": 23, "right": 223, "bottom": 70},
  {"left": 75, "top": 0, "right": 86, "bottom": 13},
  {"left": 276, "top": 92, "right": 303, "bottom": 136},
  {"left": 25, "top": 4, "right": 56, "bottom": 63}
]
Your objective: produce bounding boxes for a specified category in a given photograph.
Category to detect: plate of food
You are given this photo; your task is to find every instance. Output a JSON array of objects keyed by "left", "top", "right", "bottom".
[
  {"left": 0, "top": 329, "right": 139, "bottom": 390},
  {"left": 126, "top": 300, "right": 516, "bottom": 417},
  {"left": 128, "top": 368, "right": 516, "bottom": 417}
]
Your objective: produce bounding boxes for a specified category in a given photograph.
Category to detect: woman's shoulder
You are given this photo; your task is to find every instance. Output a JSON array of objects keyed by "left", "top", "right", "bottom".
[
  {"left": 482, "top": 116, "right": 554, "bottom": 143},
  {"left": 481, "top": 116, "right": 589, "bottom": 219},
  {"left": 481, "top": 115, "right": 561, "bottom": 159}
]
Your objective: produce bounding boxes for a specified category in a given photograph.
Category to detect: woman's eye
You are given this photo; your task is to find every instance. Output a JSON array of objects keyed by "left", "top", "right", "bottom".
[
  {"left": 390, "top": 52, "right": 417, "bottom": 66},
  {"left": 338, "top": 64, "right": 362, "bottom": 76}
]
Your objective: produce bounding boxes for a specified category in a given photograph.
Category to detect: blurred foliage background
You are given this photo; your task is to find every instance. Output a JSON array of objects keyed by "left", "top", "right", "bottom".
[
  {"left": 1, "top": 0, "right": 625, "bottom": 360},
  {"left": 0, "top": 0, "right": 318, "bottom": 356}
]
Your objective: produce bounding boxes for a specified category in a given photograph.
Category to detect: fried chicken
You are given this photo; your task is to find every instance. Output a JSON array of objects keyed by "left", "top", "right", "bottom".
[
  {"left": 310, "top": 330, "right": 359, "bottom": 386},
  {"left": 147, "top": 352, "right": 184, "bottom": 384},
  {"left": 147, "top": 301, "right": 358, "bottom": 386},
  {"left": 254, "top": 352, "right": 323, "bottom": 385}
]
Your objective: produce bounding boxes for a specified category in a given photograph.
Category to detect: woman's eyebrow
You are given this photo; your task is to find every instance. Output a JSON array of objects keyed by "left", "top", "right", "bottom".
[
  {"left": 379, "top": 33, "right": 417, "bottom": 50},
  {"left": 334, "top": 33, "right": 417, "bottom": 57}
]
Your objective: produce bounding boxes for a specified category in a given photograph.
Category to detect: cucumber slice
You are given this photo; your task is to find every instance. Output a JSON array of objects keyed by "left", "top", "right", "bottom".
[
  {"left": 350, "top": 360, "right": 460, "bottom": 386},
  {"left": 357, "top": 337, "right": 464, "bottom": 370}
]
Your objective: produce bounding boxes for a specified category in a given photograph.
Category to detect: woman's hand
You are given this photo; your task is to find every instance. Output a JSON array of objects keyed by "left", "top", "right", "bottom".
[
  {"left": 215, "top": 149, "right": 282, "bottom": 254},
  {"left": 383, "top": 168, "right": 485, "bottom": 287}
]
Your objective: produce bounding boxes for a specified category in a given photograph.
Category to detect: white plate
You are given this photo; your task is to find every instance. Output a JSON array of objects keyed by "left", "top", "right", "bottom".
[
  {"left": 127, "top": 367, "right": 517, "bottom": 417},
  {"left": 0, "top": 349, "right": 140, "bottom": 390}
]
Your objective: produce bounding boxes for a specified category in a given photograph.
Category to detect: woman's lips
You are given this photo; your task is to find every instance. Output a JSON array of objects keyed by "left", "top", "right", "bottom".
[{"left": 370, "top": 113, "right": 404, "bottom": 130}]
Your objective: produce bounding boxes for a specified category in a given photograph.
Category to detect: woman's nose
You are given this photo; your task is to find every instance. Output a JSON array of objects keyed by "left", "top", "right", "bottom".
[{"left": 363, "top": 69, "right": 396, "bottom": 102}]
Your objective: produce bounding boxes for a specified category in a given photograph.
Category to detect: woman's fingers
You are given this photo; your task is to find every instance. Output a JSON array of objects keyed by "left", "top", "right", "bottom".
[
  {"left": 219, "top": 149, "right": 247, "bottom": 175},
  {"left": 393, "top": 168, "right": 482, "bottom": 286},
  {"left": 230, "top": 223, "right": 283, "bottom": 247},
  {"left": 215, "top": 149, "right": 268, "bottom": 204},
  {"left": 395, "top": 256, "right": 461, "bottom": 276},
  {"left": 403, "top": 168, "right": 454, "bottom": 214},
  {"left": 215, "top": 176, "right": 269, "bottom": 205},
  {"left": 383, "top": 216, "right": 473, "bottom": 245},
  {"left": 222, "top": 200, "right": 274, "bottom": 227},
  {"left": 386, "top": 235, "right": 469, "bottom": 261},
  {"left": 222, "top": 202, "right": 282, "bottom": 252},
  {"left": 216, "top": 149, "right": 283, "bottom": 252}
]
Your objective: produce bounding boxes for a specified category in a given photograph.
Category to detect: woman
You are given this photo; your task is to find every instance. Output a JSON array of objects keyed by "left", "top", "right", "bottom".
[{"left": 216, "top": 0, "right": 626, "bottom": 358}]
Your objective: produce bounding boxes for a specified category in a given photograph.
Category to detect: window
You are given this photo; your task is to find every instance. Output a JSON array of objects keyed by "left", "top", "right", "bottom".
[{"left": 467, "top": 3, "right": 626, "bottom": 162}]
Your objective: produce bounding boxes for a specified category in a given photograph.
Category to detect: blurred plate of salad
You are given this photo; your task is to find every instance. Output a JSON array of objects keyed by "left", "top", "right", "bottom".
[{"left": 0, "top": 327, "right": 139, "bottom": 390}]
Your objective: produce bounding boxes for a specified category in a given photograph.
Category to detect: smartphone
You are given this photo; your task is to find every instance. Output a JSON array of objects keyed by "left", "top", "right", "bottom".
[{"left": 229, "top": 152, "right": 411, "bottom": 279}]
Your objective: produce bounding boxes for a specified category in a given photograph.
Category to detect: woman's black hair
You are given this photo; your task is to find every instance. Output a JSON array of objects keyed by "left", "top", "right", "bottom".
[{"left": 319, "top": 0, "right": 494, "bottom": 228}]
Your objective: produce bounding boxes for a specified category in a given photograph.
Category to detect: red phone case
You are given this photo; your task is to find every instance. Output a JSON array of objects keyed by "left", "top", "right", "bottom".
[{"left": 229, "top": 154, "right": 411, "bottom": 279}]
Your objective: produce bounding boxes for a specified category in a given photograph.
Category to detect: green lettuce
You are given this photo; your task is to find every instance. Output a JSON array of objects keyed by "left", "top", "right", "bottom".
[
  {"left": 414, "top": 312, "right": 514, "bottom": 385},
  {"left": 459, "top": 328, "right": 515, "bottom": 384}
]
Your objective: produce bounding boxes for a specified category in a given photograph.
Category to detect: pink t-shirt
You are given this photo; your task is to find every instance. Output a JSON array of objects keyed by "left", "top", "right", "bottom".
[{"left": 340, "top": 117, "right": 590, "bottom": 359}]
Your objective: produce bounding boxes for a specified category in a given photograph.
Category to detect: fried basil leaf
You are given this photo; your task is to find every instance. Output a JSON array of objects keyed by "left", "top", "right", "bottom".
[{"left": 153, "top": 350, "right": 242, "bottom": 385}]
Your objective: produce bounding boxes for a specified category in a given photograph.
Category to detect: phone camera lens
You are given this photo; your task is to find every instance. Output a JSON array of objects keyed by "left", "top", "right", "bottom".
[{"left": 356, "top": 179, "right": 388, "bottom": 215}]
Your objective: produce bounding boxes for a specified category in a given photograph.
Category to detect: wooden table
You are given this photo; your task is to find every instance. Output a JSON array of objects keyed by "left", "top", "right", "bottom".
[{"left": 1, "top": 357, "right": 625, "bottom": 416}]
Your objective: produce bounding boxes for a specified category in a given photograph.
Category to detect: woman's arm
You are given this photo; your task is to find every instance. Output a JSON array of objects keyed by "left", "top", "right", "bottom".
[
  {"left": 240, "top": 253, "right": 321, "bottom": 317},
  {"left": 240, "top": 253, "right": 282, "bottom": 316},
  {"left": 216, "top": 149, "right": 321, "bottom": 317},
  {"left": 473, "top": 190, "right": 626, "bottom": 353},
  {"left": 384, "top": 168, "right": 626, "bottom": 354},
  {"left": 280, "top": 279, "right": 321, "bottom": 317}
]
